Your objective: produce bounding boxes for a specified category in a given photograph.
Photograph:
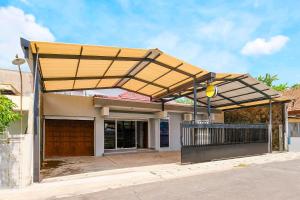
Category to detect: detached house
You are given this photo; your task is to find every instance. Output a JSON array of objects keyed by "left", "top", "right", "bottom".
[
  {"left": 0, "top": 39, "right": 291, "bottom": 188},
  {"left": 283, "top": 88, "right": 300, "bottom": 151}
]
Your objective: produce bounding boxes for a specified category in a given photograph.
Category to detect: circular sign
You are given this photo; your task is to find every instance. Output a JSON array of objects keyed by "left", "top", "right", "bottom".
[{"left": 206, "top": 84, "right": 218, "bottom": 98}]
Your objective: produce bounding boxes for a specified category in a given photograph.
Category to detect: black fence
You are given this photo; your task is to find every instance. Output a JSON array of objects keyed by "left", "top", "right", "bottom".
[{"left": 181, "top": 123, "right": 269, "bottom": 163}]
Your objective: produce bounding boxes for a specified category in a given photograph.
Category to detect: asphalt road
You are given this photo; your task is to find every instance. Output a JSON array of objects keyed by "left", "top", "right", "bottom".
[{"left": 55, "top": 158, "right": 300, "bottom": 200}]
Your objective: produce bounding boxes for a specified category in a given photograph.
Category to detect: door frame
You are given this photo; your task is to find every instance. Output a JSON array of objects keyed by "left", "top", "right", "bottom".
[
  {"left": 104, "top": 118, "right": 149, "bottom": 151},
  {"left": 159, "top": 118, "right": 171, "bottom": 150},
  {"left": 43, "top": 116, "right": 95, "bottom": 158}
]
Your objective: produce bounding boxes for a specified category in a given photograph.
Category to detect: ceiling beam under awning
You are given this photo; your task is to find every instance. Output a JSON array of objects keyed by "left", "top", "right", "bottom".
[
  {"left": 115, "top": 49, "right": 161, "bottom": 87},
  {"left": 152, "top": 72, "right": 216, "bottom": 101}
]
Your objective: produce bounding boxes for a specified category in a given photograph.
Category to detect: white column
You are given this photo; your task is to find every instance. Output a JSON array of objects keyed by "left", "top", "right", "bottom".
[
  {"left": 95, "top": 112, "right": 104, "bottom": 156},
  {"left": 155, "top": 119, "right": 160, "bottom": 151}
]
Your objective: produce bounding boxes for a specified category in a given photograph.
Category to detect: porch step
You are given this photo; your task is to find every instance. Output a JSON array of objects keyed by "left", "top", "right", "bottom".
[{"left": 104, "top": 148, "right": 157, "bottom": 155}]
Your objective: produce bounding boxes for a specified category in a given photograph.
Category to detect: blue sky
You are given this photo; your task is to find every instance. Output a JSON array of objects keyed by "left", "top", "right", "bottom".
[{"left": 0, "top": 0, "right": 299, "bottom": 86}]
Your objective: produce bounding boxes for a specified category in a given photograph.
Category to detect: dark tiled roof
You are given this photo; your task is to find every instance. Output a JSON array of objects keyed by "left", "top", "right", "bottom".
[{"left": 282, "top": 88, "right": 300, "bottom": 112}]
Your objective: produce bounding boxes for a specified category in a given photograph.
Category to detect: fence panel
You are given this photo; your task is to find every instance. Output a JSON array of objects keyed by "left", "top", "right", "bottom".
[{"left": 181, "top": 123, "right": 269, "bottom": 163}]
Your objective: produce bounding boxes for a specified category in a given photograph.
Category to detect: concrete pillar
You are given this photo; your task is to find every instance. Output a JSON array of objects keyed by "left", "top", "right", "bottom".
[
  {"left": 154, "top": 119, "right": 160, "bottom": 151},
  {"left": 149, "top": 119, "right": 155, "bottom": 149},
  {"left": 95, "top": 112, "right": 104, "bottom": 156},
  {"left": 283, "top": 103, "right": 289, "bottom": 151}
]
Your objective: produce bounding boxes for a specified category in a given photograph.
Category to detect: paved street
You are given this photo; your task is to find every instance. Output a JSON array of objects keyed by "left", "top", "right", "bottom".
[
  {"left": 56, "top": 158, "right": 300, "bottom": 200},
  {"left": 1, "top": 152, "right": 300, "bottom": 200}
]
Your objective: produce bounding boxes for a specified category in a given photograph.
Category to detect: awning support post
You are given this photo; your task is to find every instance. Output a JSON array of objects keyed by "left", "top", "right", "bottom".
[
  {"left": 161, "top": 100, "right": 165, "bottom": 111},
  {"left": 268, "top": 99, "right": 272, "bottom": 153},
  {"left": 33, "top": 51, "right": 40, "bottom": 182},
  {"left": 193, "top": 78, "right": 197, "bottom": 123},
  {"left": 207, "top": 97, "right": 211, "bottom": 123}
]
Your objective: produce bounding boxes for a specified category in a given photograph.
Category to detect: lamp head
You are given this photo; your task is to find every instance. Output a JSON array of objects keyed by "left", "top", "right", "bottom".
[{"left": 12, "top": 54, "right": 25, "bottom": 65}]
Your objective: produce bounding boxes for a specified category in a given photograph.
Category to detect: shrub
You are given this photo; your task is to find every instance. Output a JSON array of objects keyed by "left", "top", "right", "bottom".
[{"left": 0, "top": 95, "right": 20, "bottom": 134}]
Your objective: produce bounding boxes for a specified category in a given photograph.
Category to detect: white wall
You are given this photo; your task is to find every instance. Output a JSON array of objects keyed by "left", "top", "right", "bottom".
[
  {"left": 95, "top": 115, "right": 104, "bottom": 156},
  {"left": 149, "top": 119, "right": 156, "bottom": 149},
  {"left": 0, "top": 133, "right": 33, "bottom": 188},
  {"left": 289, "top": 138, "right": 300, "bottom": 152},
  {"left": 0, "top": 95, "right": 33, "bottom": 188},
  {"left": 169, "top": 113, "right": 182, "bottom": 151},
  {"left": 43, "top": 93, "right": 97, "bottom": 117},
  {"left": 288, "top": 122, "right": 300, "bottom": 152}
]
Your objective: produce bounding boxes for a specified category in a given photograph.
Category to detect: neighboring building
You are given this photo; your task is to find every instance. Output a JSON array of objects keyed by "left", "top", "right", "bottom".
[
  {"left": 0, "top": 69, "right": 33, "bottom": 188},
  {"left": 0, "top": 69, "right": 33, "bottom": 135},
  {"left": 283, "top": 88, "right": 300, "bottom": 151},
  {"left": 0, "top": 68, "right": 33, "bottom": 96}
]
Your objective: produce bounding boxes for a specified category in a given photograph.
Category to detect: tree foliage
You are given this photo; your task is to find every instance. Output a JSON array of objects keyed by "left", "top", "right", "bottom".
[
  {"left": 0, "top": 95, "right": 20, "bottom": 134},
  {"left": 291, "top": 83, "right": 300, "bottom": 89},
  {"left": 257, "top": 73, "right": 289, "bottom": 92},
  {"left": 175, "top": 97, "right": 194, "bottom": 105}
]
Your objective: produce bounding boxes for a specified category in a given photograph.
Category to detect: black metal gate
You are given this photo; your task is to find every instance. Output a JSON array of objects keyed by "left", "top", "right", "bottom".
[{"left": 180, "top": 123, "right": 269, "bottom": 163}]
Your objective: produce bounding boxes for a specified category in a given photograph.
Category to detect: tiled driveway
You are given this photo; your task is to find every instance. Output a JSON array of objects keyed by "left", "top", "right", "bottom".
[{"left": 41, "top": 151, "right": 180, "bottom": 179}]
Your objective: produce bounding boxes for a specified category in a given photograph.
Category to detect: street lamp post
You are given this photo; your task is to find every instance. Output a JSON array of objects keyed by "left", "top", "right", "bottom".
[{"left": 12, "top": 55, "right": 25, "bottom": 134}]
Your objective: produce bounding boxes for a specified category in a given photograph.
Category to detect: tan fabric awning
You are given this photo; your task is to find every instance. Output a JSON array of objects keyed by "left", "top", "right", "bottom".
[
  {"left": 22, "top": 39, "right": 283, "bottom": 108},
  {"left": 27, "top": 41, "right": 209, "bottom": 98}
]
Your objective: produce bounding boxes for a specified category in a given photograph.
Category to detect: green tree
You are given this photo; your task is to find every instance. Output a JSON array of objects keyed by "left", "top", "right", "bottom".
[
  {"left": 272, "top": 83, "right": 289, "bottom": 92},
  {"left": 291, "top": 83, "right": 300, "bottom": 89},
  {"left": 257, "top": 73, "right": 288, "bottom": 91},
  {"left": 0, "top": 95, "right": 20, "bottom": 134},
  {"left": 175, "top": 97, "right": 194, "bottom": 105}
]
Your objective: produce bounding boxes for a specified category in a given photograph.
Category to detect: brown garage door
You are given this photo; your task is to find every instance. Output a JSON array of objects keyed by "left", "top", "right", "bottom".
[{"left": 45, "top": 119, "right": 94, "bottom": 157}]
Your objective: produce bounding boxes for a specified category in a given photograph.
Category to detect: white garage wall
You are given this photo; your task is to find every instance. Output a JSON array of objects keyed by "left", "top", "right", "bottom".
[
  {"left": 43, "top": 93, "right": 98, "bottom": 117},
  {"left": 169, "top": 113, "right": 182, "bottom": 151},
  {"left": 289, "top": 138, "right": 300, "bottom": 152}
]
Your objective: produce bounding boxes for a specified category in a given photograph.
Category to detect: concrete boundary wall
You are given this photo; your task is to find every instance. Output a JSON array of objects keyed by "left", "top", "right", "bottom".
[{"left": 0, "top": 133, "right": 33, "bottom": 188}]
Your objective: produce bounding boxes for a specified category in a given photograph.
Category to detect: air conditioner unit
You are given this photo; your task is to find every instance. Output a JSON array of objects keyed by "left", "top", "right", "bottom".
[{"left": 183, "top": 113, "right": 193, "bottom": 121}]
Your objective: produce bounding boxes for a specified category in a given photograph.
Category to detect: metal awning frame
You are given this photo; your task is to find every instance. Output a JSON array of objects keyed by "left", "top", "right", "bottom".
[
  {"left": 21, "top": 38, "right": 283, "bottom": 109},
  {"left": 21, "top": 38, "right": 215, "bottom": 103},
  {"left": 185, "top": 74, "right": 282, "bottom": 110}
]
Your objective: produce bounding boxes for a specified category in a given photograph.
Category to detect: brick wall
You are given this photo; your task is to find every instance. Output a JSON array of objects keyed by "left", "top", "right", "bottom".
[{"left": 224, "top": 103, "right": 285, "bottom": 151}]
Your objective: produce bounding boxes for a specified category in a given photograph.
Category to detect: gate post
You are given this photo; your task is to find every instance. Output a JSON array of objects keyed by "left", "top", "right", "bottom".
[
  {"left": 180, "top": 122, "right": 183, "bottom": 164},
  {"left": 268, "top": 99, "right": 272, "bottom": 153}
]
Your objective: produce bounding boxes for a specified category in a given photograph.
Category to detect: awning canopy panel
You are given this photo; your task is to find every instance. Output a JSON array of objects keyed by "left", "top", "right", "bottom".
[
  {"left": 22, "top": 39, "right": 284, "bottom": 109},
  {"left": 186, "top": 74, "right": 282, "bottom": 109},
  {"left": 28, "top": 41, "right": 207, "bottom": 97}
]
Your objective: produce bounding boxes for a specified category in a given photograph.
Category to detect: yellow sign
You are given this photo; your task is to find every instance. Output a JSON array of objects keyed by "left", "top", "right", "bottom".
[{"left": 206, "top": 84, "right": 218, "bottom": 98}]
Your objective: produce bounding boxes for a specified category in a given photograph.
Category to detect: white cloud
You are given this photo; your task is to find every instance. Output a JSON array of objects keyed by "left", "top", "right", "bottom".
[
  {"left": 145, "top": 32, "right": 201, "bottom": 64},
  {"left": 20, "top": 0, "right": 30, "bottom": 5},
  {"left": 198, "top": 18, "right": 235, "bottom": 40},
  {"left": 0, "top": 6, "right": 55, "bottom": 70},
  {"left": 197, "top": 16, "right": 261, "bottom": 48},
  {"left": 241, "top": 35, "right": 289, "bottom": 56},
  {"left": 145, "top": 32, "right": 248, "bottom": 73}
]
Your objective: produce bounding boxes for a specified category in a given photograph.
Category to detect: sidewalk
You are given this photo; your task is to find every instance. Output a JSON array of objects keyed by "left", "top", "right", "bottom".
[{"left": 1, "top": 152, "right": 300, "bottom": 200}]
